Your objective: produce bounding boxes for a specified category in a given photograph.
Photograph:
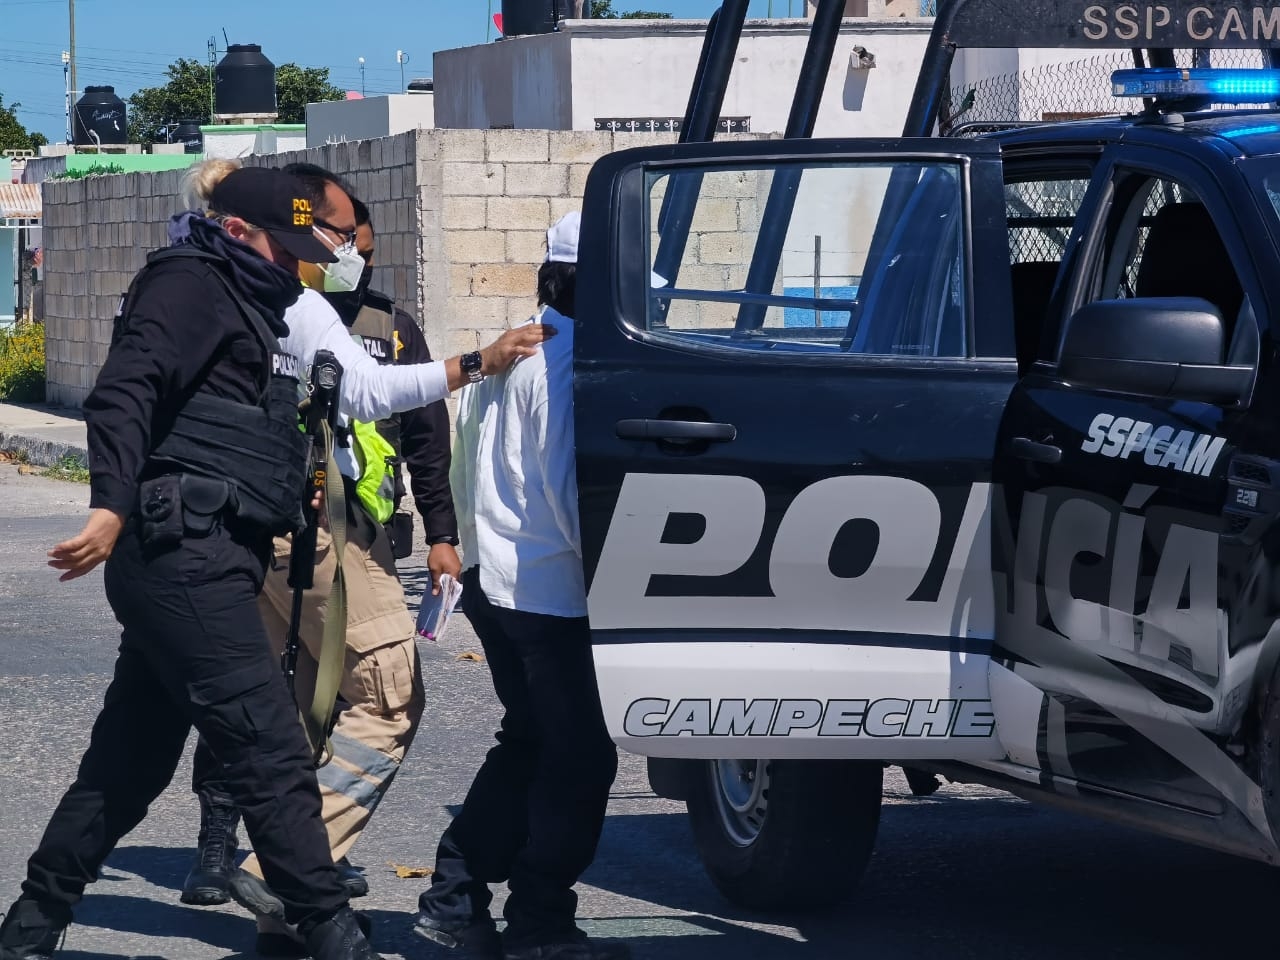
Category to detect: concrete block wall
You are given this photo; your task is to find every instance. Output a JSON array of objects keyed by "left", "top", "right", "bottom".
[
  {"left": 246, "top": 132, "right": 421, "bottom": 312},
  {"left": 43, "top": 169, "right": 186, "bottom": 407},
  {"left": 427, "top": 128, "right": 648, "bottom": 362},
  {"left": 42, "top": 135, "right": 425, "bottom": 407}
]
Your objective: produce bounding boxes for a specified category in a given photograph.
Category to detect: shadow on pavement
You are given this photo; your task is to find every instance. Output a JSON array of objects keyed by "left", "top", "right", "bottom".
[
  {"left": 103, "top": 844, "right": 198, "bottom": 894},
  {"left": 73, "top": 892, "right": 255, "bottom": 952}
]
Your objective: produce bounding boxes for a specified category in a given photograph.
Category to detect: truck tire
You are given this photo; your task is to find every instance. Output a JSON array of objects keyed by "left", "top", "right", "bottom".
[{"left": 685, "top": 758, "right": 882, "bottom": 912}]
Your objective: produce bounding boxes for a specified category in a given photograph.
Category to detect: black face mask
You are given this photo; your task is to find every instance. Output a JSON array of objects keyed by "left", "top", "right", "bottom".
[{"left": 324, "top": 266, "right": 375, "bottom": 327}]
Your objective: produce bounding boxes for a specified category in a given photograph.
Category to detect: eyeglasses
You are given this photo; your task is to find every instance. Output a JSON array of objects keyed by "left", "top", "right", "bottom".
[{"left": 314, "top": 216, "right": 357, "bottom": 248}]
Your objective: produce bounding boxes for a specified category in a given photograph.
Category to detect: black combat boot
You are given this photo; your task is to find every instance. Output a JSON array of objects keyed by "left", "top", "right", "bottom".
[
  {"left": 255, "top": 911, "right": 373, "bottom": 958},
  {"left": 336, "top": 857, "right": 369, "bottom": 898},
  {"left": 0, "top": 897, "right": 68, "bottom": 960},
  {"left": 180, "top": 790, "right": 240, "bottom": 905},
  {"left": 227, "top": 857, "right": 367, "bottom": 924},
  {"left": 300, "top": 907, "right": 382, "bottom": 960}
]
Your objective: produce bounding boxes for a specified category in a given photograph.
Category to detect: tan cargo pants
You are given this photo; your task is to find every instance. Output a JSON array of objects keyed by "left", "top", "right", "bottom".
[{"left": 240, "top": 517, "right": 426, "bottom": 880}]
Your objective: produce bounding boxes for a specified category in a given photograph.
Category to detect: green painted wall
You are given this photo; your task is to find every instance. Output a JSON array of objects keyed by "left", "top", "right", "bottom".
[
  {"left": 64, "top": 153, "right": 201, "bottom": 174},
  {"left": 197, "top": 124, "right": 306, "bottom": 133}
]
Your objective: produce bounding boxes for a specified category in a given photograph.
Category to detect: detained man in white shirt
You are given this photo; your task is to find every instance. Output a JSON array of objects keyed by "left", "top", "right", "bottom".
[{"left": 412, "top": 212, "right": 626, "bottom": 960}]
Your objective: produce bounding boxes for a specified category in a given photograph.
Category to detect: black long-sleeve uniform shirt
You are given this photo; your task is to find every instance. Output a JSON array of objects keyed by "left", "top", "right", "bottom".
[
  {"left": 84, "top": 261, "right": 271, "bottom": 517},
  {"left": 387, "top": 301, "right": 459, "bottom": 544}
]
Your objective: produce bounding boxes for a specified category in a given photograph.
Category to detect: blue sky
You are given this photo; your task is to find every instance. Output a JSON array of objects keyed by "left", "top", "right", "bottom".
[{"left": 1, "top": 0, "right": 779, "bottom": 141}]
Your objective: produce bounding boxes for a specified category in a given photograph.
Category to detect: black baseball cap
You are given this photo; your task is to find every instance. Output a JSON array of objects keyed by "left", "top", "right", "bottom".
[{"left": 209, "top": 166, "right": 337, "bottom": 264}]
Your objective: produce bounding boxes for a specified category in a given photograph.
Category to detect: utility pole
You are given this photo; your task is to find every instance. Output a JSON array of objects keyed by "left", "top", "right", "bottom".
[
  {"left": 62, "top": 50, "right": 71, "bottom": 143},
  {"left": 68, "top": 0, "right": 76, "bottom": 110},
  {"left": 358, "top": 57, "right": 366, "bottom": 96},
  {"left": 396, "top": 50, "right": 409, "bottom": 93},
  {"left": 207, "top": 37, "right": 218, "bottom": 122}
]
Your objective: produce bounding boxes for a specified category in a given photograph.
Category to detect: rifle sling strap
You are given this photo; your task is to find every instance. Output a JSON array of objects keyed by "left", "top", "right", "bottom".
[{"left": 300, "top": 420, "right": 349, "bottom": 769}]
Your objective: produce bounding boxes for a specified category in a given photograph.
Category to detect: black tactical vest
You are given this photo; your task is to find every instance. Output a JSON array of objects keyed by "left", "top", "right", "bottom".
[
  {"left": 348, "top": 291, "right": 405, "bottom": 507},
  {"left": 114, "top": 246, "right": 310, "bottom": 536}
]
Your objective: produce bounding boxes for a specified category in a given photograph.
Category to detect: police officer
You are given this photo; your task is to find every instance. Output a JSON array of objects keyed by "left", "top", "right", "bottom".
[{"left": 0, "top": 166, "right": 381, "bottom": 960}]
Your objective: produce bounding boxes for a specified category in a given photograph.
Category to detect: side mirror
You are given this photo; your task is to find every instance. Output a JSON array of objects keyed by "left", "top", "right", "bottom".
[{"left": 1059, "top": 298, "right": 1253, "bottom": 403}]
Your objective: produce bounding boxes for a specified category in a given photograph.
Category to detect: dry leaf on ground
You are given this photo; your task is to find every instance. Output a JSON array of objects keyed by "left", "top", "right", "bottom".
[
  {"left": 455, "top": 651, "right": 485, "bottom": 663},
  {"left": 387, "top": 861, "right": 434, "bottom": 879}
]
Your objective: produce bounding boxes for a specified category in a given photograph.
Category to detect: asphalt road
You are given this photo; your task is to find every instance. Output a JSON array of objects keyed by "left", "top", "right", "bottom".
[{"left": 2, "top": 462, "right": 1279, "bottom": 959}]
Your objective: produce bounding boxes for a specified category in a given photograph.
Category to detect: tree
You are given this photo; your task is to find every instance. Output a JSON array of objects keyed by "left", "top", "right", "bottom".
[
  {"left": 590, "top": 0, "right": 673, "bottom": 17},
  {"left": 274, "top": 64, "right": 344, "bottom": 125},
  {"left": 126, "top": 58, "right": 345, "bottom": 144},
  {"left": 0, "top": 95, "right": 49, "bottom": 153},
  {"left": 127, "top": 58, "right": 211, "bottom": 146}
]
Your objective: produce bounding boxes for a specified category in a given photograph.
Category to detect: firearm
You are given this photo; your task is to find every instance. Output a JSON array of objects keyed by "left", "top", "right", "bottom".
[{"left": 283, "top": 349, "right": 343, "bottom": 698}]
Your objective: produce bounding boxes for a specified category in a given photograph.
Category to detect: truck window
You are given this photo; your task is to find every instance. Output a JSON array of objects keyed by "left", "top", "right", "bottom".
[
  {"left": 1006, "top": 176, "right": 1091, "bottom": 266},
  {"left": 1094, "top": 175, "right": 1246, "bottom": 333},
  {"left": 1005, "top": 174, "right": 1092, "bottom": 372},
  {"left": 644, "top": 160, "right": 969, "bottom": 359},
  {"left": 1079, "top": 170, "right": 1256, "bottom": 371}
]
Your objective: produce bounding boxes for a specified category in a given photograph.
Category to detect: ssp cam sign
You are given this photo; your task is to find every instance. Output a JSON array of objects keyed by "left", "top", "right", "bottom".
[{"left": 948, "top": 1, "right": 1280, "bottom": 48}]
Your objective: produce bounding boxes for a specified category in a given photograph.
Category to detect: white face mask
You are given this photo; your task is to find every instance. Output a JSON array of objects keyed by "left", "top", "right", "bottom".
[{"left": 314, "top": 227, "right": 366, "bottom": 293}]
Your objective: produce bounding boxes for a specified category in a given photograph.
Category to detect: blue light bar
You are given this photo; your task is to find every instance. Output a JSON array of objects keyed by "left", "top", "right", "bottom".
[{"left": 1112, "top": 68, "right": 1280, "bottom": 103}]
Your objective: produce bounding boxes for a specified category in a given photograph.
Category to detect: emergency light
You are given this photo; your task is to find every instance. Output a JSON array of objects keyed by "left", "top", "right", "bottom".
[{"left": 1111, "top": 68, "right": 1280, "bottom": 103}]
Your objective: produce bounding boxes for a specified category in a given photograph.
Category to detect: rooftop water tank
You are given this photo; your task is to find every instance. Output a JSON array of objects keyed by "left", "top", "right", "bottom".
[
  {"left": 172, "top": 119, "right": 204, "bottom": 154},
  {"left": 72, "top": 86, "right": 127, "bottom": 146},
  {"left": 215, "top": 44, "right": 277, "bottom": 118},
  {"left": 500, "top": 0, "right": 578, "bottom": 37}
]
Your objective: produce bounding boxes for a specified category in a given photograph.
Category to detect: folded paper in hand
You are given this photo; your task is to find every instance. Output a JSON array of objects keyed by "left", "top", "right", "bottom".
[{"left": 416, "top": 573, "right": 463, "bottom": 642}]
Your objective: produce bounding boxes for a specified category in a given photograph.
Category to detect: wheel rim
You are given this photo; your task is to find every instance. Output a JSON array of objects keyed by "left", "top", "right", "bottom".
[{"left": 710, "top": 758, "right": 771, "bottom": 847}]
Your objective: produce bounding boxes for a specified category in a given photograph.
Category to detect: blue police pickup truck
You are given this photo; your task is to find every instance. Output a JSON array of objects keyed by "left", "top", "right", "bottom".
[{"left": 570, "top": 0, "right": 1280, "bottom": 912}]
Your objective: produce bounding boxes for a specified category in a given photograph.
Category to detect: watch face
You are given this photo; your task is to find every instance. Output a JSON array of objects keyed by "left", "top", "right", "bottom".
[{"left": 462, "top": 351, "right": 484, "bottom": 382}]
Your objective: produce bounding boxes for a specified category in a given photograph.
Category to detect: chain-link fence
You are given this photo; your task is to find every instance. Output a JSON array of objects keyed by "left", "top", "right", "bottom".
[
  {"left": 1003, "top": 166, "right": 1198, "bottom": 285},
  {"left": 942, "top": 48, "right": 1272, "bottom": 137},
  {"left": 1005, "top": 178, "right": 1092, "bottom": 264}
]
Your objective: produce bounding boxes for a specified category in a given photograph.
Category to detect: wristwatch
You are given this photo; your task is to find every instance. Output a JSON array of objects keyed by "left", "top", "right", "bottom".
[
  {"left": 429, "top": 535, "right": 460, "bottom": 547},
  {"left": 460, "top": 351, "right": 484, "bottom": 384}
]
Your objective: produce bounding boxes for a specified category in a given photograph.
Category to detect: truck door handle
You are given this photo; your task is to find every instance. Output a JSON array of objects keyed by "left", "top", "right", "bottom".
[
  {"left": 616, "top": 419, "right": 738, "bottom": 443},
  {"left": 1011, "top": 437, "right": 1062, "bottom": 465}
]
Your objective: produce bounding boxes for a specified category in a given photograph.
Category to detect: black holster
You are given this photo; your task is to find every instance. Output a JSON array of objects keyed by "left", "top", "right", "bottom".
[{"left": 387, "top": 511, "right": 415, "bottom": 560}]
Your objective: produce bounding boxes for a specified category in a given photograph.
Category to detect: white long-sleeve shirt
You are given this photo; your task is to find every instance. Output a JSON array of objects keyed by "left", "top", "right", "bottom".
[
  {"left": 450, "top": 305, "right": 585, "bottom": 618},
  {"left": 280, "top": 288, "right": 449, "bottom": 480}
]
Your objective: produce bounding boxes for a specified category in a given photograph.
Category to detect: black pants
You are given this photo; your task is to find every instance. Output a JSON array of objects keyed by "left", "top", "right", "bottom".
[
  {"left": 419, "top": 568, "right": 618, "bottom": 947},
  {"left": 21, "top": 523, "right": 348, "bottom": 928}
]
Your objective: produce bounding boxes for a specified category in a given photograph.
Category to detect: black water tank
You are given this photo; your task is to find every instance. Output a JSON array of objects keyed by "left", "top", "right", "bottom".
[
  {"left": 173, "top": 119, "right": 204, "bottom": 154},
  {"left": 215, "top": 44, "right": 277, "bottom": 116},
  {"left": 72, "top": 86, "right": 127, "bottom": 145},
  {"left": 500, "top": 0, "right": 576, "bottom": 37}
]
